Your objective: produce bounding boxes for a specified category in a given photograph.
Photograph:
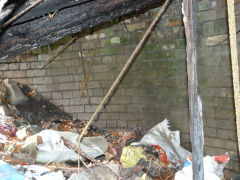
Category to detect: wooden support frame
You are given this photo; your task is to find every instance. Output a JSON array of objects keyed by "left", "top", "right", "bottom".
[{"left": 182, "top": 0, "right": 204, "bottom": 179}]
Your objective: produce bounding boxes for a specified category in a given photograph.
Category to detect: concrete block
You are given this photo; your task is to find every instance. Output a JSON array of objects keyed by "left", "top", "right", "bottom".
[
  {"left": 38, "top": 54, "right": 49, "bottom": 61},
  {"left": 53, "top": 75, "right": 73, "bottom": 83},
  {"left": 27, "top": 69, "right": 46, "bottom": 77},
  {"left": 85, "top": 105, "right": 98, "bottom": 112},
  {"left": 106, "top": 120, "right": 117, "bottom": 128},
  {"left": 52, "top": 92, "right": 62, "bottom": 99},
  {"left": 41, "top": 92, "right": 52, "bottom": 99},
  {"left": 8, "top": 63, "right": 19, "bottom": 70},
  {"left": 63, "top": 91, "right": 73, "bottom": 98},
  {"left": 64, "top": 106, "right": 84, "bottom": 113},
  {"left": 117, "top": 120, "right": 128, "bottom": 128},
  {"left": 31, "top": 62, "right": 44, "bottom": 69},
  {"left": 90, "top": 97, "right": 102, "bottom": 104},
  {"left": 99, "top": 113, "right": 119, "bottom": 120},
  {"left": 49, "top": 99, "right": 69, "bottom": 106},
  {"left": 106, "top": 105, "right": 126, "bottom": 112},
  {"left": 20, "top": 63, "right": 31, "bottom": 70},
  {"left": 0, "top": 64, "right": 8, "bottom": 71},
  {"left": 59, "top": 82, "right": 79, "bottom": 90},
  {"left": 32, "top": 77, "right": 53, "bottom": 84},
  {"left": 217, "top": 129, "right": 237, "bottom": 141},
  {"left": 47, "top": 68, "right": 68, "bottom": 76},
  {"left": 216, "top": 108, "right": 235, "bottom": 119},
  {"left": 120, "top": 113, "right": 139, "bottom": 121},
  {"left": 4, "top": 71, "right": 26, "bottom": 78},
  {"left": 78, "top": 113, "right": 92, "bottom": 121},
  {"left": 128, "top": 120, "right": 138, "bottom": 128}
]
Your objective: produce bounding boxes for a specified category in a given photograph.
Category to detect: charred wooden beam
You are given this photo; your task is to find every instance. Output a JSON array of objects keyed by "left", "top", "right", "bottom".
[{"left": 0, "top": 0, "right": 165, "bottom": 59}]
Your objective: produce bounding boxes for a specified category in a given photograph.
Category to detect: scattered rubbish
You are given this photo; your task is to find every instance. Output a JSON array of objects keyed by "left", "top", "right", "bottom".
[
  {"left": 140, "top": 119, "right": 191, "bottom": 167},
  {"left": 175, "top": 154, "right": 230, "bottom": 180},
  {"left": 120, "top": 145, "right": 145, "bottom": 168},
  {"left": 120, "top": 145, "right": 175, "bottom": 179},
  {"left": 16, "top": 125, "right": 34, "bottom": 140},
  {"left": 3, "top": 79, "right": 28, "bottom": 105},
  {"left": 0, "top": 80, "right": 231, "bottom": 180}
]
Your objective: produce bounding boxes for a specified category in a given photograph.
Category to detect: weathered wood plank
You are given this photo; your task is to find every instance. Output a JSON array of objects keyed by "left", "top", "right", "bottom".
[
  {"left": 182, "top": 0, "right": 204, "bottom": 179},
  {"left": 0, "top": 0, "right": 164, "bottom": 59}
]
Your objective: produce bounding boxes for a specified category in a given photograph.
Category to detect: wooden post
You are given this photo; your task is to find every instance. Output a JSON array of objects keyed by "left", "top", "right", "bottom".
[
  {"left": 182, "top": 0, "right": 204, "bottom": 180},
  {"left": 226, "top": 0, "right": 240, "bottom": 155}
]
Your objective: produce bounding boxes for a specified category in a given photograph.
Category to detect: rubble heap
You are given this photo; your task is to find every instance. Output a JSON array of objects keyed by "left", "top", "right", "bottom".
[{"left": 0, "top": 79, "right": 230, "bottom": 180}]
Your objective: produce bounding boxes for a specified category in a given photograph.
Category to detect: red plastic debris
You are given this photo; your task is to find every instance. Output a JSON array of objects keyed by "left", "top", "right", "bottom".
[{"left": 152, "top": 144, "right": 170, "bottom": 165}]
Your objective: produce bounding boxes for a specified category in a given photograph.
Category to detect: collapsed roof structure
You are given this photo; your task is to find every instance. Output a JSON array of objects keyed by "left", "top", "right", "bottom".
[{"left": 0, "top": 0, "right": 164, "bottom": 59}]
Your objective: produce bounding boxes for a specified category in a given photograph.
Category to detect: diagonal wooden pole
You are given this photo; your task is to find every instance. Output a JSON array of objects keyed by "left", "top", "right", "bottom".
[
  {"left": 182, "top": 0, "right": 204, "bottom": 179},
  {"left": 227, "top": 0, "right": 240, "bottom": 156},
  {"left": 78, "top": 31, "right": 100, "bottom": 101},
  {"left": 40, "top": 36, "right": 78, "bottom": 69},
  {"left": 79, "top": 42, "right": 90, "bottom": 103},
  {"left": 77, "top": 0, "right": 170, "bottom": 172}
]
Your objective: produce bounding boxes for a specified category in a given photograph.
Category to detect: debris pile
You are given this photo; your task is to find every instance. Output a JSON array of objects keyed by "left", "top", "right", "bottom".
[{"left": 0, "top": 79, "right": 230, "bottom": 180}]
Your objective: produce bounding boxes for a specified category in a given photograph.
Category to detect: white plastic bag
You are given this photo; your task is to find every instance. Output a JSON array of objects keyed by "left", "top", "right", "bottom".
[
  {"left": 140, "top": 119, "right": 191, "bottom": 166},
  {"left": 22, "top": 130, "right": 108, "bottom": 163},
  {"left": 175, "top": 154, "right": 230, "bottom": 180}
]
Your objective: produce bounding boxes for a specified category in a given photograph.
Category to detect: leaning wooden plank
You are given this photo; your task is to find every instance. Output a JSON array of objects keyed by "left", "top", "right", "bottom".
[
  {"left": 0, "top": 0, "right": 165, "bottom": 59},
  {"left": 182, "top": 0, "right": 204, "bottom": 180},
  {"left": 77, "top": 0, "right": 170, "bottom": 172},
  {"left": 227, "top": 0, "right": 240, "bottom": 155}
]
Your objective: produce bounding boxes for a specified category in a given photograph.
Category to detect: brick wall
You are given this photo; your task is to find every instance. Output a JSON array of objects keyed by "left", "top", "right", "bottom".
[{"left": 0, "top": 0, "right": 240, "bottom": 178}]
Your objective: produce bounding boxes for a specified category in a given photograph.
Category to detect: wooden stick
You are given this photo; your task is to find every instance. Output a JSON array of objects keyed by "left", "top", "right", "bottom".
[
  {"left": 2, "top": 0, "right": 43, "bottom": 27},
  {"left": 79, "top": 42, "right": 90, "bottom": 103},
  {"left": 77, "top": 0, "right": 170, "bottom": 171},
  {"left": 227, "top": 0, "right": 240, "bottom": 156},
  {"left": 78, "top": 32, "right": 100, "bottom": 101},
  {"left": 61, "top": 136, "right": 119, "bottom": 179},
  {"left": 182, "top": 0, "right": 204, "bottom": 180},
  {"left": 40, "top": 36, "right": 78, "bottom": 69}
]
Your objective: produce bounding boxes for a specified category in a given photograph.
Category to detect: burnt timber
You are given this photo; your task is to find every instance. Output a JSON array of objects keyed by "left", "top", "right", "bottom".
[{"left": 0, "top": 0, "right": 165, "bottom": 59}]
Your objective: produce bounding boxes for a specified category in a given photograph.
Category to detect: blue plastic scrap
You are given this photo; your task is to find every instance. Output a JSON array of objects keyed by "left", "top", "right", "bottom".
[{"left": 0, "top": 160, "right": 25, "bottom": 180}]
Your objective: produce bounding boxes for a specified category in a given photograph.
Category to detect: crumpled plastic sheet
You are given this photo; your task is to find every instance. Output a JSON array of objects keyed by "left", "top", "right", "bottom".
[
  {"left": 22, "top": 130, "right": 108, "bottom": 163},
  {"left": 140, "top": 119, "right": 191, "bottom": 167}
]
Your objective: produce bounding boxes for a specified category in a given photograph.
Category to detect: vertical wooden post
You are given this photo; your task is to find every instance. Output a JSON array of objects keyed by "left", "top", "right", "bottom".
[
  {"left": 226, "top": 0, "right": 240, "bottom": 155},
  {"left": 182, "top": 0, "right": 204, "bottom": 180}
]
